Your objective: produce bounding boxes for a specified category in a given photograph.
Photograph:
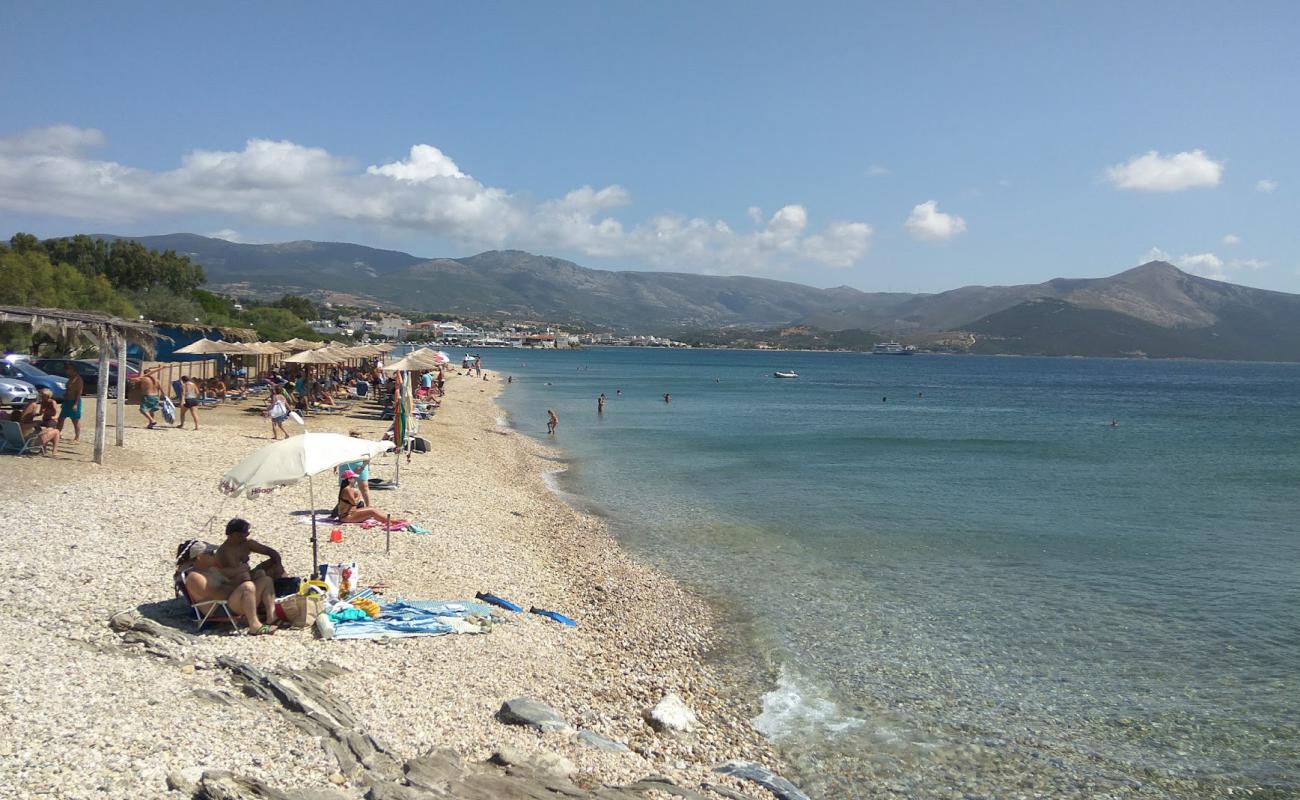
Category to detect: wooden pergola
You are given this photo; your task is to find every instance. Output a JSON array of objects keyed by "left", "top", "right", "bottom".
[{"left": 0, "top": 306, "right": 157, "bottom": 464}]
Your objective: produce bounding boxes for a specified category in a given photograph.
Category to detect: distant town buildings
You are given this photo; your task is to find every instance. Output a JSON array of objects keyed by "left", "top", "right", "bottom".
[{"left": 307, "top": 311, "right": 688, "bottom": 349}]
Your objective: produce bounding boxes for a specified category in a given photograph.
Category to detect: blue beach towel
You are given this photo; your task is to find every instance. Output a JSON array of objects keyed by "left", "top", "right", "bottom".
[{"left": 330, "top": 599, "right": 494, "bottom": 640}]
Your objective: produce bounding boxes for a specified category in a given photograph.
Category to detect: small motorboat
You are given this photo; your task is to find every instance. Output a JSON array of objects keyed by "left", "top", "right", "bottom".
[{"left": 773, "top": 371, "right": 799, "bottom": 379}]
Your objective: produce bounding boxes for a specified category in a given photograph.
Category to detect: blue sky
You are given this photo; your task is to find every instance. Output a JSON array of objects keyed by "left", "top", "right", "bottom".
[{"left": 1, "top": 1, "right": 1296, "bottom": 293}]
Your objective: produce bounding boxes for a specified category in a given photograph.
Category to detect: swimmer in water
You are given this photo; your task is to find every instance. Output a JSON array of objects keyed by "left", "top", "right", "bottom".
[
  {"left": 663, "top": 393, "right": 671, "bottom": 403},
  {"left": 597, "top": 393, "right": 606, "bottom": 414}
]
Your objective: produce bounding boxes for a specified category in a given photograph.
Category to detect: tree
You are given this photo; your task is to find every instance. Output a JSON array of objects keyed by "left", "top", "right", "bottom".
[
  {"left": 31, "top": 234, "right": 206, "bottom": 294},
  {"left": 0, "top": 248, "right": 136, "bottom": 318},
  {"left": 243, "top": 307, "right": 320, "bottom": 342},
  {"left": 274, "top": 294, "right": 319, "bottom": 321}
]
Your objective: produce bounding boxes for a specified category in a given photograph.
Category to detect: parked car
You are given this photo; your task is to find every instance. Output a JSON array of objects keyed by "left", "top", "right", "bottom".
[
  {"left": 1, "top": 356, "right": 68, "bottom": 401},
  {"left": 31, "top": 358, "right": 141, "bottom": 396},
  {"left": 0, "top": 376, "right": 36, "bottom": 407}
]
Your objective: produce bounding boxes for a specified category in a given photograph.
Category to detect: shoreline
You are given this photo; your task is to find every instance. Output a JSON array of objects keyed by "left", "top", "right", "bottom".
[{"left": 0, "top": 372, "right": 781, "bottom": 798}]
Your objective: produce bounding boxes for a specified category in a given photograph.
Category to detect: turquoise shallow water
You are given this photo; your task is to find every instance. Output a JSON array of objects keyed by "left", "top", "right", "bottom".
[{"left": 467, "top": 347, "right": 1298, "bottom": 797}]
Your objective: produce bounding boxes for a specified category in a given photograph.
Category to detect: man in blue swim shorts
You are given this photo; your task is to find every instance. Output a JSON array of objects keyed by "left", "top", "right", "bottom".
[
  {"left": 137, "top": 366, "right": 163, "bottom": 428},
  {"left": 59, "top": 362, "right": 85, "bottom": 441}
]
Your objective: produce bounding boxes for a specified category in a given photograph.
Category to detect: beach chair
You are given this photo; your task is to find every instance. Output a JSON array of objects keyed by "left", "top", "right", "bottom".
[
  {"left": 0, "top": 420, "right": 46, "bottom": 455},
  {"left": 174, "top": 570, "right": 242, "bottom": 633}
]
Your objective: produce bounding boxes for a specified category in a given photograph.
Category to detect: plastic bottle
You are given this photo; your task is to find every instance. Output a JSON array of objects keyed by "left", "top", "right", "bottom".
[{"left": 315, "top": 612, "right": 335, "bottom": 640}]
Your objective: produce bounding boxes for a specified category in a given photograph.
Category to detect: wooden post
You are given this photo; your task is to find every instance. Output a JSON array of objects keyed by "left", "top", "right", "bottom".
[
  {"left": 115, "top": 332, "right": 127, "bottom": 446},
  {"left": 94, "top": 329, "right": 110, "bottom": 465}
]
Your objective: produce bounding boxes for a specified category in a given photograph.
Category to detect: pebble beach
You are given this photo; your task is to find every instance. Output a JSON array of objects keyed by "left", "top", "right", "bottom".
[{"left": 0, "top": 372, "right": 779, "bottom": 799}]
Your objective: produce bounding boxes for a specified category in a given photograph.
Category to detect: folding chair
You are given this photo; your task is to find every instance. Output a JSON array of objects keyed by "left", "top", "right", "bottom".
[
  {"left": 174, "top": 570, "right": 243, "bottom": 632},
  {"left": 0, "top": 421, "right": 46, "bottom": 455}
]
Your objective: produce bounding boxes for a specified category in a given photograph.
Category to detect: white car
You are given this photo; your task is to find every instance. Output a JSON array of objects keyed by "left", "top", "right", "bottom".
[{"left": 0, "top": 376, "right": 36, "bottom": 407}]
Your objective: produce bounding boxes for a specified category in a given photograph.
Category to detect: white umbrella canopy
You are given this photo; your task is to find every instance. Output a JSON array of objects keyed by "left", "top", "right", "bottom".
[
  {"left": 175, "top": 337, "right": 247, "bottom": 355},
  {"left": 280, "top": 337, "right": 327, "bottom": 351},
  {"left": 219, "top": 432, "right": 394, "bottom": 497},
  {"left": 219, "top": 432, "right": 395, "bottom": 567},
  {"left": 284, "top": 347, "right": 344, "bottom": 364},
  {"left": 382, "top": 351, "right": 442, "bottom": 372}
]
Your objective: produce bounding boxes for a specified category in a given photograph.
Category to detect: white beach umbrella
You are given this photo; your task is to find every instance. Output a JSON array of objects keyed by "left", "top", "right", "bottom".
[
  {"left": 220, "top": 432, "right": 395, "bottom": 567},
  {"left": 284, "top": 347, "right": 344, "bottom": 364},
  {"left": 381, "top": 351, "right": 442, "bottom": 372},
  {"left": 175, "top": 338, "right": 247, "bottom": 355}
]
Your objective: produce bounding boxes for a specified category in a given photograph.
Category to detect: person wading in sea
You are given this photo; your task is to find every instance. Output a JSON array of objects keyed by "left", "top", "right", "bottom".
[
  {"left": 597, "top": 393, "right": 605, "bottom": 414},
  {"left": 547, "top": 409, "right": 558, "bottom": 435}
]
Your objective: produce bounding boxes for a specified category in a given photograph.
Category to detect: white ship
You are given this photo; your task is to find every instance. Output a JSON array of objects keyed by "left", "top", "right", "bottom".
[{"left": 872, "top": 341, "right": 914, "bottom": 355}]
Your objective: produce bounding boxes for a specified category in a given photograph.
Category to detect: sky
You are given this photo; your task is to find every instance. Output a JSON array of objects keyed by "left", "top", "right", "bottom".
[{"left": 1, "top": 1, "right": 1297, "bottom": 294}]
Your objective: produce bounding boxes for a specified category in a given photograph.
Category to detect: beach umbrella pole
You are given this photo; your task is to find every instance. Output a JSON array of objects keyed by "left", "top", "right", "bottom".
[{"left": 309, "top": 475, "right": 319, "bottom": 575}]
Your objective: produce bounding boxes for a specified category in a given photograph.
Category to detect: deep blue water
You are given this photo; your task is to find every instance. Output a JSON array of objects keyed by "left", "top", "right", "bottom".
[{"left": 466, "top": 347, "right": 1298, "bottom": 796}]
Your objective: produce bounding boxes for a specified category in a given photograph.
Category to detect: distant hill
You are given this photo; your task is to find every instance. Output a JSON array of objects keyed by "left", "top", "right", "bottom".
[
  {"left": 94, "top": 233, "right": 909, "bottom": 329},
  {"left": 88, "top": 233, "right": 1300, "bottom": 361}
]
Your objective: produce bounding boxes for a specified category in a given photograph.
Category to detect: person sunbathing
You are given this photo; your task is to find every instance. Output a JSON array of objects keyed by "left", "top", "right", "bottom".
[
  {"left": 334, "top": 471, "right": 405, "bottom": 525},
  {"left": 176, "top": 527, "right": 279, "bottom": 635},
  {"left": 16, "top": 398, "right": 60, "bottom": 455}
]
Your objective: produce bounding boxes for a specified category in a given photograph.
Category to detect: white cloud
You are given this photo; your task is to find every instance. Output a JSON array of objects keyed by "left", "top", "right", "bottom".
[
  {"left": 864, "top": 165, "right": 890, "bottom": 177},
  {"left": 1141, "top": 246, "right": 1172, "bottom": 263},
  {"left": 1178, "top": 252, "right": 1224, "bottom": 274},
  {"left": 206, "top": 228, "right": 247, "bottom": 243},
  {"left": 0, "top": 124, "right": 105, "bottom": 156},
  {"left": 904, "top": 200, "right": 966, "bottom": 241},
  {"left": 366, "top": 144, "right": 465, "bottom": 181},
  {"left": 1256, "top": 178, "right": 1277, "bottom": 193},
  {"left": 0, "top": 126, "right": 873, "bottom": 274},
  {"left": 1222, "top": 233, "right": 1240, "bottom": 245},
  {"left": 1105, "top": 150, "right": 1223, "bottom": 191},
  {"left": 1140, "top": 247, "right": 1269, "bottom": 280}
]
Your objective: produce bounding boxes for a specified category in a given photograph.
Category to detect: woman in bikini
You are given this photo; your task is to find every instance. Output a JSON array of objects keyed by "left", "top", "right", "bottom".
[{"left": 334, "top": 470, "right": 405, "bottom": 525}]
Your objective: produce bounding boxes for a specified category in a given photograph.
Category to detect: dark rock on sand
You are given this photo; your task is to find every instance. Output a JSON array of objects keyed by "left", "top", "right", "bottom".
[
  {"left": 713, "top": 760, "right": 810, "bottom": 800},
  {"left": 577, "top": 729, "right": 631, "bottom": 752},
  {"left": 496, "top": 697, "right": 571, "bottom": 733}
]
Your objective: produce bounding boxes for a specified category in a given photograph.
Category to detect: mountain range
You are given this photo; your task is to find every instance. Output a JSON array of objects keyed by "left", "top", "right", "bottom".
[{"left": 96, "top": 233, "right": 1300, "bottom": 361}]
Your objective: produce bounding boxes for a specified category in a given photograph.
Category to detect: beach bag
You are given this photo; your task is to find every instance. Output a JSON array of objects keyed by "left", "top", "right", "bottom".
[
  {"left": 410, "top": 436, "right": 431, "bottom": 453},
  {"left": 160, "top": 396, "right": 176, "bottom": 424},
  {"left": 277, "top": 593, "right": 324, "bottom": 628},
  {"left": 318, "top": 561, "right": 359, "bottom": 600}
]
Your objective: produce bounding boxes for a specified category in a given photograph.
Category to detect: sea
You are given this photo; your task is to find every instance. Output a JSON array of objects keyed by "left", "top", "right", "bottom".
[{"left": 447, "top": 346, "right": 1299, "bottom": 798}]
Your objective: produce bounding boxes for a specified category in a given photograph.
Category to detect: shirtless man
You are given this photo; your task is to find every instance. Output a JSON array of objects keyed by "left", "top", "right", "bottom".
[
  {"left": 137, "top": 366, "right": 163, "bottom": 428},
  {"left": 59, "top": 363, "right": 84, "bottom": 441},
  {"left": 547, "top": 408, "right": 558, "bottom": 435},
  {"left": 212, "top": 518, "right": 283, "bottom": 633}
]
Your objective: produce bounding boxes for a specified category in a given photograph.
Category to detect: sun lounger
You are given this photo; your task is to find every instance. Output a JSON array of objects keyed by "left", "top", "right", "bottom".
[{"left": 0, "top": 420, "right": 48, "bottom": 455}]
